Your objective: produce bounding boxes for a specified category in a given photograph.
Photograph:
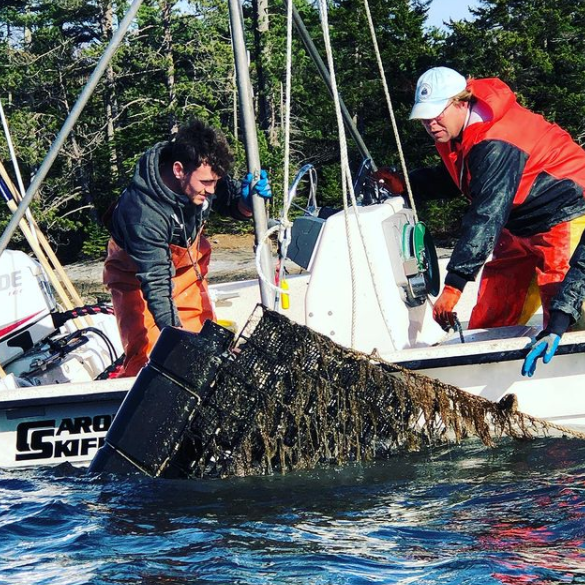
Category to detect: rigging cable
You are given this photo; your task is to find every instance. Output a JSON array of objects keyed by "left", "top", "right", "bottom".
[
  {"left": 316, "top": 0, "right": 397, "bottom": 351},
  {"left": 362, "top": 0, "right": 452, "bottom": 320},
  {"left": 316, "top": 0, "right": 359, "bottom": 346},
  {"left": 282, "top": 0, "right": 294, "bottom": 212},
  {"left": 361, "top": 0, "right": 418, "bottom": 222},
  {"left": 254, "top": 0, "right": 294, "bottom": 301},
  {"left": 254, "top": 0, "right": 309, "bottom": 303},
  {"left": 274, "top": 0, "right": 296, "bottom": 309}
]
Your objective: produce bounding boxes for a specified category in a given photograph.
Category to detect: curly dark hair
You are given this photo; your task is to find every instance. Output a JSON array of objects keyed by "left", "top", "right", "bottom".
[{"left": 160, "top": 119, "right": 234, "bottom": 176}]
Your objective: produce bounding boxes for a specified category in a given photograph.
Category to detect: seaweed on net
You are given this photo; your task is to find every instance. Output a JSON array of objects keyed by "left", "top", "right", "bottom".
[{"left": 179, "top": 307, "right": 577, "bottom": 479}]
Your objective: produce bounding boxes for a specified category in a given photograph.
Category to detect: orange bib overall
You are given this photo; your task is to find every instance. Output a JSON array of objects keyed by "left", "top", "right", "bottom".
[
  {"left": 103, "top": 236, "right": 215, "bottom": 377},
  {"left": 468, "top": 215, "right": 585, "bottom": 329}
]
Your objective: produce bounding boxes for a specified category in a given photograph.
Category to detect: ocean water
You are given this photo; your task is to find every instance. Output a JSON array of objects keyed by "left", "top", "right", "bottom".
[{"left": 1, "top": 438, "right": 585, "bottom": 585}]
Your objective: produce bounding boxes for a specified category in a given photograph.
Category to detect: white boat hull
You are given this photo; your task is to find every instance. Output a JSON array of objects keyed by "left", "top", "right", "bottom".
[
  {"left": 0, "top": 377, "right": 132, "bottom": 468},
  {"left": 2, "top": 323, "right": 583, "bottom": 470},
  {"left": 390, "top": 330, "right": 585, "bottom": 431}
]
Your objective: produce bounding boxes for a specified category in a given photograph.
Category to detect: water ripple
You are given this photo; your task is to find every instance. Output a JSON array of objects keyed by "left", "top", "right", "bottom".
[{"left": 1, "top": 439, "right": 585, "bottom": 584}]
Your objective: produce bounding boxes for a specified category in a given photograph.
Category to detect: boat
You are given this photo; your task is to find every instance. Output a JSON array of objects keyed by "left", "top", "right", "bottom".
[
  {"left": 212, "top": 192, "right": 585, "bottom": 433},
  {"left": 206, "top": 0, "right": 585, "bottom": 437},
  {"left": 2, "top": 0, "right": 585, "bottom": 472},
  {"left": 0, "top": 247, "right": 130, "bottom": 467}
]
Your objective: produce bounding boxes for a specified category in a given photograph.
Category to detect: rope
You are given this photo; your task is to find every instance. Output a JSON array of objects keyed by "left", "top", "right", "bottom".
[
  {"left": 254, "top": 8, "right": 316, "bottom": 307},
  {"left": 255, "top": 224, "right": 289, "bottom": 295},
  {"left": 453, "top": 316, "right": 465, "bottom": 343},
  {"left": 316, "top": 0, "right": 358, "bottom": 345},
  {"left": 317, "top": 0, "right": 397, "bottom": 351},
  {"left": 361, "top": 0, "right": 418, "bottom": 223},
  {"left": 253, "top": 0, "right": 303, "bottom": 304},
  {"left": 270, "top": 0, "right": 296, "bottom": 310},
  {"left": 254, "top": 164, "right": 318, "bottom": 297},
  {"left": 52, "top": 302, "right": 115, "bottom": 329}
]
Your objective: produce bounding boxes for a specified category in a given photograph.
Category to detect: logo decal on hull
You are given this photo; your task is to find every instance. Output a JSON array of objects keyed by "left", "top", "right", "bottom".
[{"left": 15, "top": 414, "right": 115, "bottom": 461}]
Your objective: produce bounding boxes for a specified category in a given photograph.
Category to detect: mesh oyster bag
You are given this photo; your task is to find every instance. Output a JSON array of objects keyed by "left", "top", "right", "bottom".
[{"left": 182, "top": 306, "right": 566, "bottom": 478}]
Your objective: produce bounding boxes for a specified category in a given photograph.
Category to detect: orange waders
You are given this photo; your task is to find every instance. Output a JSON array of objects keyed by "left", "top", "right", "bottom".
[
  {"left": 103, "top": 236, "right": 215, "bottom": 377},
  {"left": 468, "top": 215, "right": 585, "bottom": 329}
]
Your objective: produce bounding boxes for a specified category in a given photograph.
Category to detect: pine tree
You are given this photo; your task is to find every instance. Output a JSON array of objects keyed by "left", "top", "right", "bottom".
[{"left": 441, "top": 0, "right": 585, "bottom": 139}]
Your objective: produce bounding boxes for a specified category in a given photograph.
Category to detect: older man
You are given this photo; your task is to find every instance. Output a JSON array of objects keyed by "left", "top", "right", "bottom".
[{"left": 379, "top": 67, "right": 585, "bottom": 332}]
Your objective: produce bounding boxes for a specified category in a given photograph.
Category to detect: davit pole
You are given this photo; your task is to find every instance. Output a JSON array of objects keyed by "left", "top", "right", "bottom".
[{"left": 227, "top": 0, "right": 275, "bottom": 308}]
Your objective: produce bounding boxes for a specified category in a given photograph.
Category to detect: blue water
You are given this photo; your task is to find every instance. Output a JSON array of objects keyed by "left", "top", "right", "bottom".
[{"left": 2, "top": 438, "right": 585, "bottom": 585}]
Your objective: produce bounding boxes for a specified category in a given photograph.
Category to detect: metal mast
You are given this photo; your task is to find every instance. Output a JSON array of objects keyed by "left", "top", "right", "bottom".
[{"left": 228, "top": 0, "right": 275, "bottom": 308}]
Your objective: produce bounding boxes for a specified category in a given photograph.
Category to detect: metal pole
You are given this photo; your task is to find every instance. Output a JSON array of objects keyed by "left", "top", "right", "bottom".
[
  {"left": 290, "top": 2, "right": 375, "bottom": 169},
  {"left": 228, "top": 0, "right": 275, "bottom": 308},
  {"left": 0, "top": 100, "right": 38, "bottom": 244},
  {"left": 0, "top": 0, "right": 145, "bottom": 256}
]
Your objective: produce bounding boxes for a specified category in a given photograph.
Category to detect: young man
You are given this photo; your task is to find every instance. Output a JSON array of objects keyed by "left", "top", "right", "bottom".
[
  {"left": 103, "top": 118, "right": 271, "bottom": 376},
  {"left": 378, "top": 67, "right": 585, "bottom": 332}
]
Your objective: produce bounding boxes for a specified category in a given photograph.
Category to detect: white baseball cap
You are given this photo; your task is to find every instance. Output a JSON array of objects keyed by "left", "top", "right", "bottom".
[{"left": 409, "top": 67, "right": 467, "bottom": 120}]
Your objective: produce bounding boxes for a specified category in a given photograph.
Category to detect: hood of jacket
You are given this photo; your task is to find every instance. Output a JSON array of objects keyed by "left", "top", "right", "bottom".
[
  {"left": 131, "top": 141, "right": 192, "bottom": 210},
  {"left": 437, "top": 77, "right": 520, "bottom": 179},
  {"left": 467, "top": 78, "right": 517, "bottom": 124}
]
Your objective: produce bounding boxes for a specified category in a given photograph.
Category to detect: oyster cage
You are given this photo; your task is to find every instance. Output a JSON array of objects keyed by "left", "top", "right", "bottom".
[
  {"left": 91, "top": 306, "right": 579, "bottom": 480},
  {"left": 181, "top": 306, "right": 564, "bottom": 479}
]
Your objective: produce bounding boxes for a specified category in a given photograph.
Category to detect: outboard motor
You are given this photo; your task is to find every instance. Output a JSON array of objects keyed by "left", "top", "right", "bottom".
[
  {"left": 0, "top": 249, "right": 122, "bottom": 386},
  {"left": 0, "top": 250, "right": 57, "bottom": 368}
]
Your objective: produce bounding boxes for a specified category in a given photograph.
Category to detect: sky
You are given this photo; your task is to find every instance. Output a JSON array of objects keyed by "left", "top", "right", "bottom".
[{"left": 425, "top": 0, "right": 482, "bottom": 29}]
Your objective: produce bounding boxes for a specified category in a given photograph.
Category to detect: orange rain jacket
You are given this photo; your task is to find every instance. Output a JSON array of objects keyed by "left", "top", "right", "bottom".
[{"left": 412, "top": 77, "right": 585, "bottom": 292}]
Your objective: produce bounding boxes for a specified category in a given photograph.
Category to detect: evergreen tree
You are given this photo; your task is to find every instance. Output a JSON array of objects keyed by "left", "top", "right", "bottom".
[
  {"left": 441, "top": 0, "right": 585, "bottom": 138},
  {"left": 3, "top": 0, "right": 584, "bottom": 258}
]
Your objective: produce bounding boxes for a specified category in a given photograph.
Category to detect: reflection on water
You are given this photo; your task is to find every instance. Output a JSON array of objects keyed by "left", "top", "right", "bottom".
[{"left": 1, "top": 438, "right": 585, "bottom": 584}]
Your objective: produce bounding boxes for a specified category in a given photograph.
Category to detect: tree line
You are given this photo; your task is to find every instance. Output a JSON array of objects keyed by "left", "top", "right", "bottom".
[{"left": 1, "top": 0, "right": 584, "bottom": 260}]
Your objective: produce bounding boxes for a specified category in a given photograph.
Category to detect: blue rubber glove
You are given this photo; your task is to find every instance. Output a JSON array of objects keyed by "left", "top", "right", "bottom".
[
  {"left": 241, "top": 170, "right": 272, "bottom": 208},
  {"left": 521, "top": 333, "right": 561, "bottom": 377}
]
